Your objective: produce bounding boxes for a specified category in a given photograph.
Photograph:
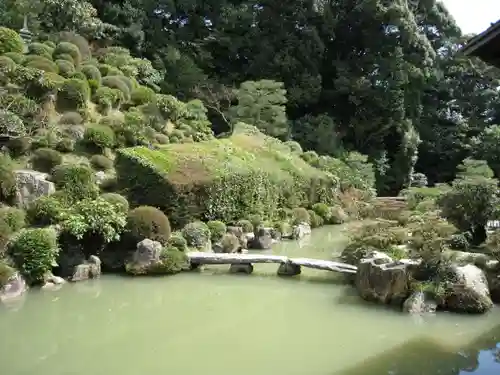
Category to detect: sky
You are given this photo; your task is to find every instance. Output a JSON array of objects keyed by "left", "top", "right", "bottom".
[{"left": 440, "top": 0, "right": 500, "bottom": 34}]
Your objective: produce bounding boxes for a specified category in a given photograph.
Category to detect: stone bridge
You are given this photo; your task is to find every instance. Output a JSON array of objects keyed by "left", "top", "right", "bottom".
[{"left": 186, "top": 252, "right": 357, "bottom": 276}]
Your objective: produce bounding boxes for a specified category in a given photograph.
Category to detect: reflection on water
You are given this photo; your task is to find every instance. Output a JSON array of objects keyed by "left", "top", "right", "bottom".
[{"left": 0, "top": 225, "right": 499, "bottom": 375}]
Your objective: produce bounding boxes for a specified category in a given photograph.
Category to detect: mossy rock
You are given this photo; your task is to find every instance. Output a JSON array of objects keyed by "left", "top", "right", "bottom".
[{"left": 116, "top": 131, "right": 336, "bottom": 227}]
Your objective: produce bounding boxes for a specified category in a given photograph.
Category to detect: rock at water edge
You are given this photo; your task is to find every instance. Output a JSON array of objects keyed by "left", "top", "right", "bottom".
[
  {"left": 248, "top": 228, "right": 273, "bottom": 250},
  {"left": 229, "top": 264, "right": 254, "bottom": 274},
  {"left": 277, "top": 262, "right": 301, "bottom": 276},
  {"left": 403, "top": 291, "right": 437, "bottom": 314}
]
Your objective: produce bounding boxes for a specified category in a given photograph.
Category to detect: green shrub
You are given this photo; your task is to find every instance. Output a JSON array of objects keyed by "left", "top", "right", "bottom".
[
  {"left": 0, "top": 154, "right": 17, "bottom": 205},
  {"left": 127, "top": 206, "right": 171, "bottom": 244},
  {"left": 0, "top": 110, "right": 26, "bottom": 137},
  {"left": 59, "top": 111, "right": 83, "bottom": 125},
  {"left": 146, "top": 247, "right": 189, "bottom": 274},
  {"left": 55, "top": 138, "right": 75, "bottom": 153},
  {"left": 24, "top": 56, "right": 59, "bottom": 73},
  {"left": 166, "top": 232, "right": 188, "bottom": 252},
  {"left": 131, "top": 86, "right": 156, "bottom": 106},
  {"left": 285, "top": 141, "right": 303, "bottom": 154},
  {"left": 26, "top": 195, "right": 66, "bottom": 226},
  {"left": 93, "top": 87, "right": 123, "bottom": 112},
  {"left": 31, "top": 148, "right": 63, "bottom": 173},
  {"left": 308, "top": 210, "right": 323, "bottom": 228},
  {"left": 53, "top": 42, "right": 82, "bottom": 66},
  {"left": 56, "top": 78, "right": 90, "bottom": 111},
  {"left": 98, "top": 63, "right": 123, "bottom": 77},
  {"left": 43, "top": 40, "right": 56, "bottom": 49},
  {"left": 102, "top": 75, "right": 131, "bottom": 100},
  {"left": 84, "top": 124, "right": 116, "bottom": 151},
  {"left": 71, "top": 71, "right": 87, "bottom": 80},
  {"left": 8, "top": 227, "right": 59, "bottom": 284},
  {"left": 207, "top": 220, "right": 227, "bottom": 242},
  {"left": 236, "top": 219, "right": 254, "bottom": 233},
  {"left": 0, "top": 27, "right": 24, "bottom": 55},
  {"left": 90, "top": 154, "right": 113, "bottom": 171},
  {"left": 55, "top": 53, "right": 74, "bottom": 64},
  {"left": 301, "top": 150, "right": 319, "bottom": 165},
  {"left": 57, "top": 32, "right": 91, "bottom": 61},
  {"left": 329, "top": 205, "right": 348, "bottom": 224},
  {"left": 7, "top": 136, "right": 31, "bottom": 157},
  {"left": 0, "top": 207, "right": 26, "bottom": 232},
  {"left": 87, "top": 79, "right": 100, "bottom": 94},
  {"left": 182, "top": 221, "right": 211, "bottom": 249},
  {"left": 27, "top": 42, "right": 53, "bottom": 58},
  {"left": 55, "top": 59, "right": 75, "bottom": 78},
  {"left": 3, "top": 52, "right": 24, "bottom": 64},
  {"left": 292, "top": 207, "right": 310, "bottom": 225},
  {"left": 80, "top": 64, "right": 102, "bottom": 82},
  {"left": 51, "top": 164, "right": 99, "bottom": 202},
  {"left": 154, "top": 133, "right": 169, "bottom": 144},
  {"left": 312, "top": 202, "right": 331, "bottom": 221},
  {"left": 101, "top": 193, "right": 129, "bottom": 213},
  {"left": 0, "top": 56, "right": 16, "bottom": 74}
]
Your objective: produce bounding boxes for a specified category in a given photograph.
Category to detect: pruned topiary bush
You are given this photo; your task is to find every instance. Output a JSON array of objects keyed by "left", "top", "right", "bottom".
[
  {"left": 55, "top": 59, "right": 75, "bottom": 78},
  {"left": 84, "top": 124, "right": 115, "bottom": 151},
  {"left": 102, "top": 75, "right": 131, "bottom": 101},
  {"left": 207, "top": 220, "right": 227, "bottom": 242},
  {"left": 8, "top": 227, "right": 59, "bottom": 284},
  {"left": 51, "top": 164, "right": 99, "bottom": 202},
  {"left": 56, "top": 78, "right": 90, "bottom": 111},
  {"left": 0, "top": 207, "right": 26, "bottom": 232},
  {"left": 26, "top": 195, "right": 66, "bottom": 226},
  {"left": 31, "top": 148, "right": 63, "bottom": 173},
  {"left": 0, "top": 153, "right": 17, "bottom": 205},
  {"left": 182, "top": 221, "right": 211, "bottom": 249},
  {"left": 101, "top": 193, "right": 129, "bottom": 213},
  {"left": 79, "top": 64, "right": 102, "bottom": 82},
  {"left": 90, "top": 154, "right": 113, "bottom": 171},
  {"left": 127, "top": 206, "right": 171, "bottom": 244},
  {"left": 0, "top": 27, "right": 24, "bottom": 55},
  {"left": 166, "top": 232, "right": 188, "bottom": 252},
  {"left": 53, "top": 42, "right": 82, "bottom": 66}
]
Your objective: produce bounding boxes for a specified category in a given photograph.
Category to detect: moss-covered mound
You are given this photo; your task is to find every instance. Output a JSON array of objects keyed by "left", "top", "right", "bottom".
[{"left": 116, "top": 126, "right": 337, "bottom": 227}]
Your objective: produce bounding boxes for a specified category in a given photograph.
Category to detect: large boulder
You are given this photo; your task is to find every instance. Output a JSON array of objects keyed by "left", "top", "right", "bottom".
[
  {"left": 71, "top": 255, "right": 101, "bottom": 282},
  {"left": 125, "top": 238, "right": 163, "bottom": 274},
  {"left": 402, "top": 291, "right": 437, "bottom": 314},
  {"left": 291, "top": 223, "right": 311, "bottom": 240},
  {"left": 0, "top": 271, "right": 27, "bottom": 304},
  {"left": 14, "top": 169, "right": 55, "bottom": 206},
  {"left": 213, "top": 233, "right": 241, "bottom": 253},
  {"left": 248, "top": 228, "right": 273, "bottom": 250},
  {"left": 355, "top": 251, "right": 412, "bottom": 306},
  {"left": 443, "top": 264, "right": 493, "bottom": 314}
]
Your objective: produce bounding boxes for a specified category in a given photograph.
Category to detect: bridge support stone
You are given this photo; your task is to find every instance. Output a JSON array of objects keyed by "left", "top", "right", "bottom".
[
  {"left": 229, "top": 263, "right": 254, "bottom": 274},
  {"left": 190, "top": 262, "right": 201, "bottom": 271},
  {"left": 277, "top": 262, "right": 301, "bottom": 276}
]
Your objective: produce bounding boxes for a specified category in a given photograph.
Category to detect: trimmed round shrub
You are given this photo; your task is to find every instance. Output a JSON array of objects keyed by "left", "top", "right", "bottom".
[
  {"left": 59, "top": 111, "right": 83, "bottom": 125},
  {"left": 93, "top": 87, "right": 123, "bottom": 112},
  {"left": 80, "top": 64, "right": 102, "bottom": 82},
  {"left": 53, "top": 42, "right": 82, "bottom": 66},
  {"left": 166, "top": 232, "right": 188, "bottom": 252},
  {"left": 285, "top": 141, "right": 303, "bottom": 154},
  {"left": 101, "top": 193, "right": 129, "bottom": 213},
  {"left": 292, "top": 207, "right": 310, "bottom": 225},
  {"left": 0, "top": 56, "right": 16, "bottom": 72},
  {"left": 26, "top": 196, "right": 66, "bottom": 226},
  {"left": 55, "top": 53, "right": 74, "bottom": 64},
  {"left": 84, "top": 124, "right": 116, "bottom": 151},
  {"left": 247, "top": 215, "right": 263, "bottom": 231},
  {"left": 131, "top": 86, "right": 156, "bottom": 106},
  {"left": 55, "top": 138, "right": 75, "bottom": 153},
  {"left": 7, "top": 136, "right": 31, "bottom": 157},
  {"left": 0, "top": 207, "right": 26, "bottom": 232},
  {"left": 51, "top": 164, "right": 99, "bottom": 202},
  {"left": 55, "top": 59, "right": 75, "bottom": 78},
  {"left": 57, "top": 32, "right": 91, "bottom": 61},
  {"left": 25, "top": 56, "right": 59, "bottom": 73},
  {"left": 154, "top": 133, "right": 169, "bottom": 144},
  {"left": 8, "top": 227, "right": 59, "bottom": 284},
  {"left": 0, "top": 154, "right": 17, "bottom": 205},
  {"left": 27, "top": 42, "right": 53, "bottom": 58},
  {"left": 102, "top": 75, "right": 131, "bottom": 100},
  {"left": 207, "top": 220, "right": 227, "bottom": 242},
  {"left": 44, "top": 40, "right": 56, "bottom": 49},
  {"left": 301, "top": 150, "right": 319, "bottom": 165},
  {"left": 0, "top": 110, "right": 26, "bottom": 137},
  {"left": 182, "top": 221, "right": 210, "bottom": 249},
  {"left": 3, "top": 52, "right": 24, "bottom": 64},
  {"left": 57, "top": 78, "right": 90, "bottom": 111},
  {"left": 127, "top": 206, "right": 171, "bottom": 244},
  {"left": 90, "top": 154, "right": 113, "bottom": 171},
  {"left": 71, "top": 71, "right": 87, "bottom": 80},
  {"left": 98, "top": 64, "right": 124, "bottom": 77},
  {"left": 236, "top": 219, "right": 253, "bottom": 233},
  {"left": 31, "top": 148, "right": 63, "bottom": 173},
  {"left": 0, "top": 27, "right": 24, "bottom": 55}
]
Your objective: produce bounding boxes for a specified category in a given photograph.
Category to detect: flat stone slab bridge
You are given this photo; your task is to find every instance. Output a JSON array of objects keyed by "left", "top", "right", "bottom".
[{"left": 186, "top": 252, "right": 358, "bottom": 276}]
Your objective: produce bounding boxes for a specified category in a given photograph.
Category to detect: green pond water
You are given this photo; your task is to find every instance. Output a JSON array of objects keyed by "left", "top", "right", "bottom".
[{"left": 1, "top": 225, "right": 500, "bottom": 375}]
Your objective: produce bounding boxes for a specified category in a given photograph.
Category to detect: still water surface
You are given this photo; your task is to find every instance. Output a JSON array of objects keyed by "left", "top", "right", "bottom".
[{"left": 1, "top": 225, "right": 499, "bottom": 375}]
